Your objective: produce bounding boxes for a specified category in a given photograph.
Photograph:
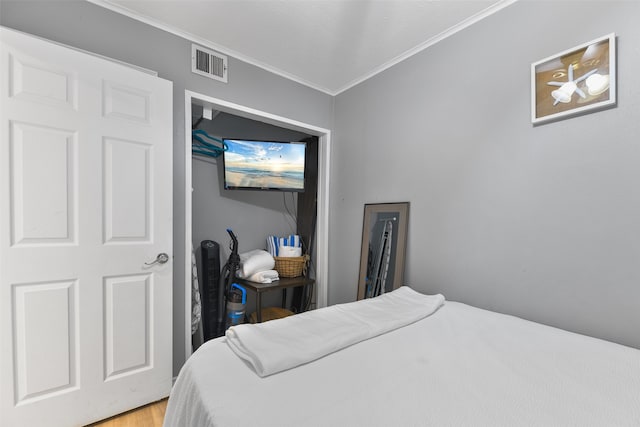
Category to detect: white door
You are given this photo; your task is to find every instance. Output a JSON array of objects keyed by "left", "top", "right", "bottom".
[{"left": 0, "top": 28, "right": 173, "bottom": 426}]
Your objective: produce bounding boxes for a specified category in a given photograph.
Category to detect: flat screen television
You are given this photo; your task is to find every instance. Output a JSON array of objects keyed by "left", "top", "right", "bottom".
[{"left": 222, "top": 138, "right": 306, "bottom": 192}]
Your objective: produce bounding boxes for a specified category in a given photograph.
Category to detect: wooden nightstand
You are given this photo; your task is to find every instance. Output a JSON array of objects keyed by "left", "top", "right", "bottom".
[{"left": 235, "top": 276, "right": 315, "bottom": 322}]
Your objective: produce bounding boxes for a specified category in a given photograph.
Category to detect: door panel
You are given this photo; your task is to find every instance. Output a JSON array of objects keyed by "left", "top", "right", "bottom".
[
  {"left": 1, "top": 27, "right": 173, "bottom": 427},
  {"left": 10, "top": 121, "right": 77, "bottom": 245},
  {"left": 103, "top": 137, "right": 151, "bottom": 243},
  {"left": 103, "top": 81, "right": 150, "bottom": 124},
  {"left": 104, "top": 274, "right": 152, "bottom": 380},
  {"left": 12, "top": 280, "right": 78, "bottom": 404},
  {"left": 8, "top": 52, "right": 78, "bottom": 110}
]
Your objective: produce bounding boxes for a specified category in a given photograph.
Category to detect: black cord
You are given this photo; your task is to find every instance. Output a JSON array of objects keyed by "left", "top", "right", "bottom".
[
  {"left": 192, "top": 116, "right": 204, "bottom": 129},
  {"left": 302, "top": 282, "right": 313, "bottom": 311},
  {"left": 282, "top": 192, "right": 297, "bottom": 233}
]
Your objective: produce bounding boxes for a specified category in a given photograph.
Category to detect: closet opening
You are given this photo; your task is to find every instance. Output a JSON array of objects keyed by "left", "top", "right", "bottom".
[{"left": 184, "top": 91, "right": 331, "bottom": 359}]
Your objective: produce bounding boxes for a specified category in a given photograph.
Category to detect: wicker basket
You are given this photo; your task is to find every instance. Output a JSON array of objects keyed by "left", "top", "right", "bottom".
[{"left": 274, "top": 254, "right": 309, "bottom": 278}]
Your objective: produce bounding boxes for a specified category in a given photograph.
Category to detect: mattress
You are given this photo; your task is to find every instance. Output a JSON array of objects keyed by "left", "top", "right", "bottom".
[{"left": 164, "top": 292, "right": 640, "bottom": 427}]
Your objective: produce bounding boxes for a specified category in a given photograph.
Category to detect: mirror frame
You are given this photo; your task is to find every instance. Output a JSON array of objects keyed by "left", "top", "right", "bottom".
[{"left": 357, "top": 202, "right": 409, "bottom": 300}]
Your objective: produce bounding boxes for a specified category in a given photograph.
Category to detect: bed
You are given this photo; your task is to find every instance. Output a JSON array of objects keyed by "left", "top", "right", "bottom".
[{"left": 164, "top": 287, "right": 640, "bottom": 426}]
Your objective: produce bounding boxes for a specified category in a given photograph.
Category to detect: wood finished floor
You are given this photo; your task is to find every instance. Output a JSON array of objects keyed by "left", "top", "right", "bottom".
[{"left": 87, "top": 398, "right": 167, "bottom": 427}]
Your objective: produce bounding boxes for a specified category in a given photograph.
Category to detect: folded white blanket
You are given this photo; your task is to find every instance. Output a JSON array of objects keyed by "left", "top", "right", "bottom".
[
  {"left": 225, "top": 286, "right": 445, "bottom": 377},
  {"left": 237, "top": 249, "right": 275, "bottom": 278},
  {"left": 247, "top": 269, "right": 279, "bottom": 283}
]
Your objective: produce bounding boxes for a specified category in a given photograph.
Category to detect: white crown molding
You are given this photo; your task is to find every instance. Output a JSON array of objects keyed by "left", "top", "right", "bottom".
[
  {"left": 87, "top": 0, "right": 336, "bottom": 95},
  {"left": 86, "top": 0, "right": 335, "bottom": 96},
  {"left": 333, "top": 0, "right": 519, "bottom": 95},
  {"left": 88, "top": 0, "right": 518, "bottom": 97}
]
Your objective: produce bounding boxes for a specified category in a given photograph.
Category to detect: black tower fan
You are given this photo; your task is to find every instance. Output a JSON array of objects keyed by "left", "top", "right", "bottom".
[{"left": 200, "top": 240, "right": 221, "bottom": 341}]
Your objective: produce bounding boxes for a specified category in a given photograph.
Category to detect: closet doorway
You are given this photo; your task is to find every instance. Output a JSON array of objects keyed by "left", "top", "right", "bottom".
[{"left": 183, "top": 90, "right": 331, "bottom": 359}]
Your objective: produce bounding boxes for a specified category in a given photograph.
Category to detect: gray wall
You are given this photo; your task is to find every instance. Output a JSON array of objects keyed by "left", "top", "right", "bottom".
[
  {"left": 332, "top": 0, "right": 640, "bottom": 349},
  {"left": 0, "top": 1, "right": 334, "bottom": 375}
]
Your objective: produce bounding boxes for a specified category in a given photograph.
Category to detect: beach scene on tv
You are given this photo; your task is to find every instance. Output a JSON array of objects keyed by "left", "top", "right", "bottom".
[{"left": 224, "top": 139, "right": 306, "bottom": 190}]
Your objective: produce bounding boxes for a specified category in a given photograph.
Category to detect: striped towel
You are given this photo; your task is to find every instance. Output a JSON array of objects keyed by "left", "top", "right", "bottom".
[{"left": 266, "top": 234, "right": 302, "bottom": 257}]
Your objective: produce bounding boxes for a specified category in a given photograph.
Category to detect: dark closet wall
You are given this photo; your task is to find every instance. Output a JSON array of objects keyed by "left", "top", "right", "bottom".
[{"left": 191, "top": 109, "right": 311, "bottom": 310}]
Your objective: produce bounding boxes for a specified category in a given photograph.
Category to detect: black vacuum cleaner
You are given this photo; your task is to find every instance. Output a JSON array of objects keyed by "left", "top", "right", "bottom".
[{"left": 216, "top": 228, "right": 243, "bottom": 336}]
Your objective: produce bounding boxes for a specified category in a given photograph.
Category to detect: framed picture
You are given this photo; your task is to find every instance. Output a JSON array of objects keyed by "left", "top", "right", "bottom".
[
  {"left": 357, "top": 202, "right": 409, "bottom": 300},
  {"left": 531, "top": 33, "right": 616, "bottom": 124}
]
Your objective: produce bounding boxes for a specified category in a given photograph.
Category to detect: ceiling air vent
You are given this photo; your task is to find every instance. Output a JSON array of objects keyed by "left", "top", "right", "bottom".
[{"left": 192, "top": 44, "right": 228, "bottom": 83}]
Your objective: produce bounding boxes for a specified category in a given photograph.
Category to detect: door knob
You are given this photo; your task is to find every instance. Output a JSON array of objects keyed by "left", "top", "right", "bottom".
[{"left": 145, "top": 253, "right": 170, "bottom": 266}]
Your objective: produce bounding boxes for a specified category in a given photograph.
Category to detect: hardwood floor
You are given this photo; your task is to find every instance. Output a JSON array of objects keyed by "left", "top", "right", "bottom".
[{"left": 87, "top": 398, "right": 168, "bottom": 427}]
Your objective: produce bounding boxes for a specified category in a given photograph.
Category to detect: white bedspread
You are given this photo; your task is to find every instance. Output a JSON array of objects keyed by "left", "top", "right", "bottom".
[
  {"left": 164, "top": 293, "right": 640, "bottom": 427},
  {"left": 226, "top": 287, "right": 444, "bottom": 376}
]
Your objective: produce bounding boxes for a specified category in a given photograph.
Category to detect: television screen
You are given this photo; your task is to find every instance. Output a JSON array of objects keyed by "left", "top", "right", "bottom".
[{"left": 222, "top": 139, "right": 306, "bottom": 192}]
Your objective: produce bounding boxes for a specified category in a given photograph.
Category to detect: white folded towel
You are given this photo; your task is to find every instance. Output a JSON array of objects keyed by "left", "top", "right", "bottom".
[
  {"left": 278, "top": 246, "right": 302, "bottom": 257},
  {"left": 237, "top": 249, "right": 275, "bottom": 279},
  {"left": 247, "top": 269, "right": 279, "bottom": 283},
  {"left": 226, "top": 286, "right": 445, "bottom": 377}
]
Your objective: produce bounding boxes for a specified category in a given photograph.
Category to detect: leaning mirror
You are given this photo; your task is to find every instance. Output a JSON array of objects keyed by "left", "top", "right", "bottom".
[{"left": 357, "top": 202, "right": 409, "bottom": 300}]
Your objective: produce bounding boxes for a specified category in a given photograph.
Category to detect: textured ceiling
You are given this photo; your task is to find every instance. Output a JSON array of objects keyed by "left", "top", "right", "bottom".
[{"left": 96, "top": 0, "right": 515, "bottom": 95}]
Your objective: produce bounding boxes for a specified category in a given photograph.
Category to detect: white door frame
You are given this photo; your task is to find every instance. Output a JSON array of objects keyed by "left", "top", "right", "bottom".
[{"left": 183, "top": 90, "right": 331, "bottom": 359}]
